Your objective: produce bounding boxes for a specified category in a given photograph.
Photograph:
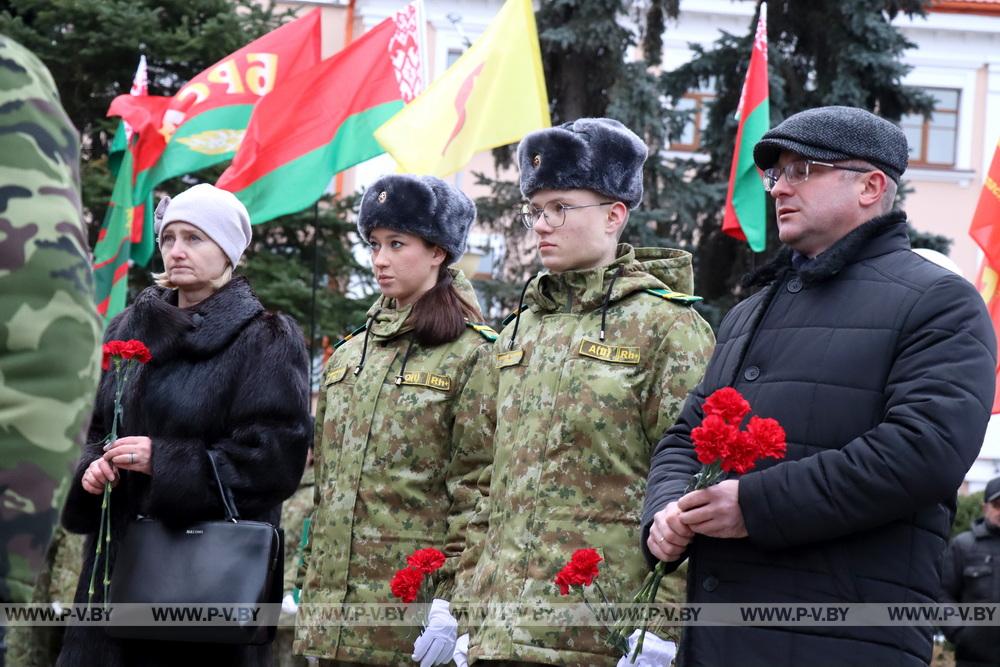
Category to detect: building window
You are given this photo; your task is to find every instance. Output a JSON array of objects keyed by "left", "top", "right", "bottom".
[
  {"left": 669, "top": 92, "right": 713, "bottom": 152},
  {"left": 902, "top": 88, "right": 959, "bottom": 167},
  {"left": 446, "top": 48, "right": 464, "bottom": 69}
]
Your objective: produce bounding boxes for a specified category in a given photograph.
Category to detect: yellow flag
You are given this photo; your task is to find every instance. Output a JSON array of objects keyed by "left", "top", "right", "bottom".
[{"left": 374, "top": 0, "right": 550, "bottom": 176}]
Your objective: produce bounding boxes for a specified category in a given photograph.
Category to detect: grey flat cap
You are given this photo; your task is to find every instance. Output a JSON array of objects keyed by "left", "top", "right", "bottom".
[
  {"left": 517, "top": 118, "right": 648, "bottom": 209},
  {"left": 753, "top": 106, "right": 909, "bottom": 183},
  {"left": 358, "top": 174, "right": 475, "bottom": 261},
  {"left": 987, "top": 476, "right": 1000, "bottom": 503}
]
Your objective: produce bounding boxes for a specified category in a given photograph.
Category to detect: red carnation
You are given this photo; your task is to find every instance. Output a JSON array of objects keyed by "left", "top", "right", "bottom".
[
  {"left": 702, "top": 387, "right": 750, "bottom": 426},
  {"left": 389, "top": 566, "right": 424, "bottom": 603},
  {"left": 102, "top": 339, "right": 152, "bottom": 370},
  {"left": 567, "top": 548, "right": 602, "bottom": 586},
  {"left": 691, "top": 414, "right": 738, "bottom": 466},
  {"left": 122, "top": 339, "right": 152, "bottom": 364},
  {"left": 406, "top": 548, "right": 446, "bottom": 575},
  {"left": 553, "top": 548, "right": 604, "bottom": 595},
  {"left": 554, "top": 568, "right": 575, "bottom": 596},
  {"left": 719, "top": 432, "right": 760, "bottom": 474},
  {"left": 746, "top": 416, "right": 787, "bottom": 460}
]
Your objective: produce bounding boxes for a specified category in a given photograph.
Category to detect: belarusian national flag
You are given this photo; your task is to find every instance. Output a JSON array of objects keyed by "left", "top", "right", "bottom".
[
  {"left": 969, "top": 136, "right": 1000, "bottom": 412},
  {"left": 374, "top": 0, "right": 550, "bottom": 177},
  {"left": 722, "top": 1, "right": 769, "bottom": 252},
  {"left": 216, "top": 2, "right": 426, "bottom": 223}
]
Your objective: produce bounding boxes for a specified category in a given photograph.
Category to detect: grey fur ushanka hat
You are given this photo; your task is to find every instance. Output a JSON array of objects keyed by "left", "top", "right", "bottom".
[
  {"left": 517, "top": 118, "right": 649, "bottom": 209},
  {"left": 357, "top": 174, "right": 475, "bottom": 261}
]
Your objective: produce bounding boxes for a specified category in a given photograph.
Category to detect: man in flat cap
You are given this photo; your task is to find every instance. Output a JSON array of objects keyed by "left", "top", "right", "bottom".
[
  {"left": 643, "top": 105, "right": 997, "bottom": 666},
  {"left": 941, "top": 477, "right": 1000, "bottom": 667},
  {"left": 451, "top": 118, "right": 715, "bottom": 666}
]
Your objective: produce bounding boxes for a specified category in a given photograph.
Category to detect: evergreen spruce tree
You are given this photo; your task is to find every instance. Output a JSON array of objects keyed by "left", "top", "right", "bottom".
[{"left": 474, "top": 0, "right": 936, "bottom": 328}]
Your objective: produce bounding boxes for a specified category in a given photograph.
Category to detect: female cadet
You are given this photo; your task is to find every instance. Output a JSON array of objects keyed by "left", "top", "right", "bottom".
[{"left": 294, "top": 175, "right": 495, "bottom": 667}]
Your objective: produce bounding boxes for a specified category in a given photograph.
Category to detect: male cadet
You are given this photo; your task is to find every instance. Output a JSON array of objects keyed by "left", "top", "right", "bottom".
[
  {"left": 446, "top": 118, "right": 714, "bottom": 666},
  {"left": 941, "top": 476, "right": 1000, "bottom": 667},
  {"left": 0, "top": 34, "right": 101, "bottom": 664},
  {"left": 644, "top": 106, "right": 996, "bottom": 667}
]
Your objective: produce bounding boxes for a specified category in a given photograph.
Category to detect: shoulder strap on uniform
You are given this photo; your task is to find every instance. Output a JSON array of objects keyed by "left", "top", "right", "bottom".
[
  {"left": 466, "top": 321, "right": 499, "bottom": 342},
  {"left": 333, "top": 323, "right": 368, "bottom": 349},
  {"left": 644, "top": 287, "right": 703, "bottom": 306},
  {"left": 500, "top": 308, "right": 521, "bottom": 327}
]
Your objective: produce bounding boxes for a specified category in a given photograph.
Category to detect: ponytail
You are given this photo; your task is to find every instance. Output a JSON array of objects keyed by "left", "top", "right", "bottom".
[{"left": 409, "top": 264, "right": 483, "bottom": 347}]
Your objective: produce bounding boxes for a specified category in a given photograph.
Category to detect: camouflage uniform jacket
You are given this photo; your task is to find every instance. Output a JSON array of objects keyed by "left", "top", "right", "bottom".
[
  {"left": 460, "top": 245, "right": 714, "bottom": 666},
  {"left": 0, "top": 34, "right": 101, "bottom": 604},
  {"left": 294, "top": 271, "right": 496, "bottom": 665}
]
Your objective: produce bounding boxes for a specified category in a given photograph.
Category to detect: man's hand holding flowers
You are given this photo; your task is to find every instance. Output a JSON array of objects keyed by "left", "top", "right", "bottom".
[{"left": 677, "top": 479, "right": 747, "bottom": 539}]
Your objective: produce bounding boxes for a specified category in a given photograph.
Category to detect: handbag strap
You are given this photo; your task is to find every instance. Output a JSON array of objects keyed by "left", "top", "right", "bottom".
[{"left": 206, "top": 450, "right": 240, "bottom": 522}]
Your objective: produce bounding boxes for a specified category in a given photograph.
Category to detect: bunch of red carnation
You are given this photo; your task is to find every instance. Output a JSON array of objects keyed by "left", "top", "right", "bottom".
[
  {"left": 102, "top": 339, "right": 152, "bottom": 370},
  {"left": 553, "top": 548, "right": 602, "bottom": 596},
  {"left": 691, "top": 387, "right": 786, "bottom": 476},
  {"left": 89, "top": 339, "right": 152, "bottom": 609},
  {"left": 631, "top": 387, "right": 787, "bottom": 656},
  {"left": 389, "top": 547, "right": 446, "bottom": 604}
]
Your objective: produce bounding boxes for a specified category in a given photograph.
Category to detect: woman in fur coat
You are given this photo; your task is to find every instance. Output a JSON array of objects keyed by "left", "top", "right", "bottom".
[{"left": 57, "top": 184, "right": 311, "bottom": 667}]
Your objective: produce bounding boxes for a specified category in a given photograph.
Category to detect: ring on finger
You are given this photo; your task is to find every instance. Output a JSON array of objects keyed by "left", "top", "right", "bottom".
[{"left": 129, "top": 452, "right": 135, "bottom": 465}]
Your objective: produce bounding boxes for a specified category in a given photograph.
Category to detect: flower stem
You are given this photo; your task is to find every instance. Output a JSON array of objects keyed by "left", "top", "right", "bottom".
[
  {"left": 102, "top": 485, "right": 112, "bottom": 608},
  {"left": 86, "top": 481, "right": 110, "bottom": 609}
]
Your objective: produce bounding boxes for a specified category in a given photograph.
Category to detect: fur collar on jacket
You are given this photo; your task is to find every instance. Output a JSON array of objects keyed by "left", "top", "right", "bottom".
[
  {"left": 744, "top": 210, "right": 909, "bottom": 288},
  {"left": 118, "top": 276, "right": 264, "bottom": 362}
]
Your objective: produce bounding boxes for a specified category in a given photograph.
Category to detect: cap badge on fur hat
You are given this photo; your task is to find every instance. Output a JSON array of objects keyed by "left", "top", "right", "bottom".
[
  {"left": 516, "top": 117, "right": 648, "bottom": 209},
  {"left": 357, "top": 174, "right": 476, "bottom": 261}
]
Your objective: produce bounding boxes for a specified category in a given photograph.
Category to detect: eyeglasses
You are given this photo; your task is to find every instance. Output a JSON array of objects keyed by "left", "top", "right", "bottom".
[
  {"left": 518, "top": 201, "right": 615, "bottom": 230},
  {"left": 762, "top": 159, "right": 872, "bottom": 192}
]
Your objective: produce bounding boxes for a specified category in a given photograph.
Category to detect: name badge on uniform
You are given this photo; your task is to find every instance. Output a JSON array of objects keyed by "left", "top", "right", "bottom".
[
  {"left": 577, "top": 338, "right": 641, "bottom": 365},
  {"left": 397, "top": 371, "right": 453, "bottom": 392},
  {"left": 324, "top": 365, "right": 348, "bottom": 386},
  {"left": 495, "top": 349, "right": 524, "bottom": 369}
]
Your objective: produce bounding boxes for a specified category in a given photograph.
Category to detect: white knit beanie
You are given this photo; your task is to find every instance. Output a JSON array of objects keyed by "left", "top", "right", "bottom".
[{"left": 154, "top": 183, "right": 252, "bottom": 268}]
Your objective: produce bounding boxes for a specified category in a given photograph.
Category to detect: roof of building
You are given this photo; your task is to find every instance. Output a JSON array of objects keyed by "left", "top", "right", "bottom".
[{"left": 932, "top": 0, "right": 1000, "bottom": 16}]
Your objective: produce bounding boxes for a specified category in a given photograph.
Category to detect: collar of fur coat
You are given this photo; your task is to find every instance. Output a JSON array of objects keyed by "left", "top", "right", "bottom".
[
  {"left": 124, "top": 276, "right": 264, "bottom": 361},
  {"left": 744, "top": 209, "right": 909, "bottom": 289}
]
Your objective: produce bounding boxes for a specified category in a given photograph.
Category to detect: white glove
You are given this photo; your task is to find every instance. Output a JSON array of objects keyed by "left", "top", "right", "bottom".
[
  {"left": 616, "top": 629, "right": 676, "bottom": 667},
  {"left": 411, "top": 599, "right": 458, "bottom": 667},
  {"left": 453, "top": 633, "right": 470, "bottom": 667},
  {"left": 281, "top": 593, "right": 298, "bottom": 615}
]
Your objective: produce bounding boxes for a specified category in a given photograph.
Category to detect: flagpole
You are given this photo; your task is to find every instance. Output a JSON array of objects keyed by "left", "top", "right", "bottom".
[
  {"left": 309, "top": 202, "right": 320, "bottom": 391},
  {"left": 334, "top": 0, "right": 357, "bottom": 198}
]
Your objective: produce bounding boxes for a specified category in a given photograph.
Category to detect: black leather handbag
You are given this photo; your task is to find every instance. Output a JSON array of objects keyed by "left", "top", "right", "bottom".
[{"left": 106, "top": 451, "right": 283, "bottom": 645}]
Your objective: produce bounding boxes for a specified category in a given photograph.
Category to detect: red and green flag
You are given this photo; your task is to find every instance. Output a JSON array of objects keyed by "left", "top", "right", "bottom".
[
  {"left": 96, "top": 10, "right": 323, "bottom": 320},
  {"left": 722, "top": 1, "right": 769, "bottom": 252},
  {"left": 216, "top": 1, "right": 426, "bottom": 223},
  {"left": 969, "top": 136, "right": 1000, "bottom": 412},
  {"left": 93, "top": 55, "right": 159, "bottom": 321}
]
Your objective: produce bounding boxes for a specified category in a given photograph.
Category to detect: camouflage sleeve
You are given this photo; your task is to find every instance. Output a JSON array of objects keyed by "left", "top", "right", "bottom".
[
  {"left": 0, "top": 35, "right": 101, "bottom": 603},
  {"left": 642, "top": 308, "right": 715, "bottom": 450},
  {"left": 435, "top": 341, "right": 496, "bottom": 600}
]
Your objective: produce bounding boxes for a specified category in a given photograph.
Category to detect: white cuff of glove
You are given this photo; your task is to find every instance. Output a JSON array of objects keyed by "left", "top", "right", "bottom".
[
  {"left": 616, "top": 629, "right": 676, "bottom": 667},
  {"left": 412, "top": 599, "right": 458, "bottom": 667},
  {"left": 454, "top": 632, "right": 470, "bottom": 667}
]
